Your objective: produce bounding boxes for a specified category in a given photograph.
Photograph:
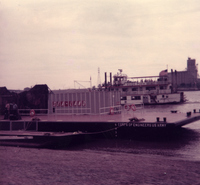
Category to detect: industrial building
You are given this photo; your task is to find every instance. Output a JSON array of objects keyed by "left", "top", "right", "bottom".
[{"left": 168, "top": 57, "right": 199, "bottom": 88}]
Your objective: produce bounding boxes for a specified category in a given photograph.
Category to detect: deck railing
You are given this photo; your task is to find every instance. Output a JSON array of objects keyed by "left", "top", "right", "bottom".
[
  {"left": 99, "top": 105, "right": 122, "bottom": 115},
  {"left": 18, "top": 109, "right": 48, "bottom": 116}
]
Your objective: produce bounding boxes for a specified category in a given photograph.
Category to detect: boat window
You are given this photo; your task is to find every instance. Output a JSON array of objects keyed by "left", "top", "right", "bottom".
[
  {"left": 132, "top": 88, "right": 137, "bottom": 91},
  {"left": 131, "top": 96, "right": 141, "bottom": 100},
  {"left": 121, "top": 96, "right": 127, "bottom": 100},
  {"left": 160, "top": 86, "right": 167, "bottom": 90},
  {"left": 122, "top": 88, "right": 128, "bottom": 92},
  {"left": 146, "top": 86, "right": 156, "bottom": 90}
]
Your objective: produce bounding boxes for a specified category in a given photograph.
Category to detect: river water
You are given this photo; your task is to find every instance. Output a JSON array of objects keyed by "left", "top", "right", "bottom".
[{"left": 0, "top": 91, "right": 200, "bottom": 185}]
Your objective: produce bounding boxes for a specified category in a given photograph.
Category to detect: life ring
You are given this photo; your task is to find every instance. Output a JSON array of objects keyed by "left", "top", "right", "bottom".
[
  {"left": 125, "top": 104, "right": 136, "bottom": 111},
  {"left": 30, "top": 109, "right": 35, "bottom": 117},
  {"left": 131, "top": 104, "right": 136, "bottom": 111},
  {"left": 124, "top": 104, "right": 128, "bottom": 110},
  {"left": 110, "top": 107, "right": 114, "bottom": 115}
]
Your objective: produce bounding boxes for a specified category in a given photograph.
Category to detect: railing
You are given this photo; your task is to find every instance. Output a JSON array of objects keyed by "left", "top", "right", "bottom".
[
  {"left": 99, "top": 105, "right": 122, "bottom": 115},
  {"left": 121, "top": 89, "right": 171, "bottom": 96},
  {"left": 18, "top": 109, "right": 48, "bottom": 116},
  {"left": 125, "top": 80, "right": 169, "bottom": 86},
  {"left": 54, "top": 107, "right": 92, "bottom": 115}
]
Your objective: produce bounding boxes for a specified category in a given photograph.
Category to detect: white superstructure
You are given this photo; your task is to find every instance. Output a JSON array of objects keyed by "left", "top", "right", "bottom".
[{"left": 102, "top": 69, "right": 185, "bottom": 105}]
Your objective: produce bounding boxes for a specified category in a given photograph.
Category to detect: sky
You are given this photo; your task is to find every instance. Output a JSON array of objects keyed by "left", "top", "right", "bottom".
[{"left": 1, "top": 0, "right": 200, "bottom": 90}]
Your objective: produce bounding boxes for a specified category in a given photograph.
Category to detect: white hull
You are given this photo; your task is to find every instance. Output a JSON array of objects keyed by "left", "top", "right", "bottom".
[{"left": 121, "top": 93, "right": 183, "bottom": 105}]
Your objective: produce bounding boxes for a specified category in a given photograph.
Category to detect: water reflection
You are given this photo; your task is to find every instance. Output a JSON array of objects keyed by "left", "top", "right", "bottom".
[{"left": 66, "top": 127, "right": 200, "bottom": 160}]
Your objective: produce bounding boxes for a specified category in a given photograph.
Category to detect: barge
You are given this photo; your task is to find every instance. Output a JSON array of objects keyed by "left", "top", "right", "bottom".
[{"left": 0, "top": 109, "right": 200, "bottom": 148}]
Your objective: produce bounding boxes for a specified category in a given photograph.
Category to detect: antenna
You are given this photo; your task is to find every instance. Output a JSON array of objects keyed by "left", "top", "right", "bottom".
[{"left": 97, "top": 67, "right": 101, "bottom": 87}]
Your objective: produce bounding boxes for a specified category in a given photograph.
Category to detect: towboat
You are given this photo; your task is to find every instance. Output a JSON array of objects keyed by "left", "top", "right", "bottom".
[{"left": 102, "top": 69, "right": 186, "bottom": 105}]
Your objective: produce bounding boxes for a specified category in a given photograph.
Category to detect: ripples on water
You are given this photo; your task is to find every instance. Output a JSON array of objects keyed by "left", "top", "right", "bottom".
[{"left": 0, "top": 91, "right": 200, "bottom": 184}]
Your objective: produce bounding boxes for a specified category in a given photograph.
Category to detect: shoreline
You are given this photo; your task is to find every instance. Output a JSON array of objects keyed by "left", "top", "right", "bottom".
[{"left": 0, "top": 145, "right": 200, "bottom": 185}]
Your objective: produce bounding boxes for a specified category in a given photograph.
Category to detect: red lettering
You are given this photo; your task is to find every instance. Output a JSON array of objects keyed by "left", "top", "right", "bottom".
[
  {"left": 56, "top": 101, "right": 61, "bottom": 107},
  {"left": 52, "top": 100, "right": 86, "bottom": 107},
  {"left": 65, "top": 101, "right": 68, "bottom": 107},
  {"left": 69, "top": 101, "right": 72, "bottom": 107},
  {"left": 73, "top": 101, "right": 77, "bottom": 106},
  {"left": 77, "top": 101, "right": 81, "bottom": 106},
  {"left": 61, "top": 101, "right": 65, "bottom": 107}
]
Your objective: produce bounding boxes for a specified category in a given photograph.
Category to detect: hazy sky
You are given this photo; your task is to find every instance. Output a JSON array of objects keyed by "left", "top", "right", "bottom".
[{"left": 1, "top": 0, "right": 200, "bottom": 90}]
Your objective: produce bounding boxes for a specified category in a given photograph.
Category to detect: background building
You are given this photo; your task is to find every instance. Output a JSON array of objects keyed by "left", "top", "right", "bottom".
[
  {"left": 0, "top": 85, "right": 49, "bottom": 115},
  {"left": 168, "top": 57, "right": 199, "bottom": 89}
]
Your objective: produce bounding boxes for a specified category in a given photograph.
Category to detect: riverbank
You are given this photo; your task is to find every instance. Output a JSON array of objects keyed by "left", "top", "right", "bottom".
[{"left": 0, "top": 146, "right": 199, "bottom": 185}]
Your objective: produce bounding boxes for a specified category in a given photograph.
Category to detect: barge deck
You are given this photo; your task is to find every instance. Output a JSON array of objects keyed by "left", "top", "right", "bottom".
[{"left": 0, "top": 110, "right": 200, "bottom": 148}]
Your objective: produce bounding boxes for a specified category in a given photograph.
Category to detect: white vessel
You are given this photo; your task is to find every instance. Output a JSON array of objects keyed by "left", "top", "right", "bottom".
[{"left": 102, "top": 69, "right": 186, "bottom": 105}]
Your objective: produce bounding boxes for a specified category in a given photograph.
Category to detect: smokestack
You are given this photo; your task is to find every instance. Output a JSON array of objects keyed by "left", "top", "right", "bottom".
[
  {"left": 171, "top": 69, "right": 174, "bottom": 93},
  {"left": 105, "top": 72, "right": 107, "bottom": 89},
  {"left": 175, "top": 70, "right": 177, "bottom": 93},
  {"left": 110, "top": 73, "right": 112, "bottom": 85}
]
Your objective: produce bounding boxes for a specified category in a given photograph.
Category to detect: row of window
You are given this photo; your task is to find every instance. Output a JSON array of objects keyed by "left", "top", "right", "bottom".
[
  {"left": 121, "top": 94, "right": 169, "bottom": 101},
  {"left": 121, "top": 86, "right": 167, "bottom": 92},
  {"left": 121, "top": 96, "right": 141, "bottom": 100}
]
